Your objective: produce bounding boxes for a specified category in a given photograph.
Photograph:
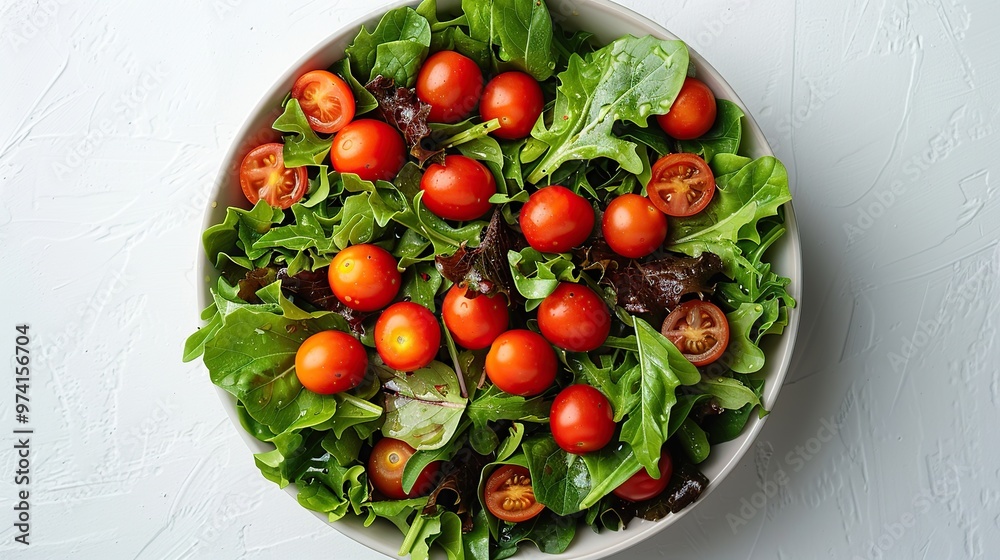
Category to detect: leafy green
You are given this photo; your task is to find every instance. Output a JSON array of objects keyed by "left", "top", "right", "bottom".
[
  {"left": 522, "top": 436, "right": 589, "bottom": 516},
  {"left": 723, "top": 303, "right": 767, "bottom": 374},
  {"left": 667, "top": 156, "right": 792, "bottom": 257},
  {"left": 619, "top": 317, "right": 699, "bottom": 478},
  {"left": 507, "top": 248, "right": 579, "bottom": 308},
  {"left": 203, "top": 308, "right": 355, "bottom": 434},
  {"left": 677, "top": 99, "right": 744, "bottom": 162},
  {"left": 467, "top": 384, "right": 550, "bottom": 428},
  {"left": 527, "top": 35, "right": 689, "bottom": 183},
  {"left": 695, "top": 375, "right": 761, "bottom": 410},
  {"left": 273, "top": 99, "right": 332, "bottom": 167},
  {"left": 579, "top": 443, "right": 641, "bottom": 509},
  {"left": 494, "top": 509, "right": 576, "bottom": 559},
  {"left": 346, "top": 7, "right": 432, "bottom": 86},
  {"left": 677, "top": 418, "right": 710, "bottom": 463},
  {"left": 463, "top": 0, "right": 555, "bottom": 80},
  {"left": 378, "top": 360, "right": 468, "bottom": 450}
]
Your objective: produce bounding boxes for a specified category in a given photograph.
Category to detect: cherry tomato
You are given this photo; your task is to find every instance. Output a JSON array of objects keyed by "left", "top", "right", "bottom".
[
  {"left": 613, "top": 449, "right": 673, "bottom": 502},
  {"left": 479, "top": 71, "right": 545, "bottom": 140},
  {"left": 328, "top": 244, "right": 401, "bottom": 312},
  {"left": 537, "top": 282, "right": 611, "bottom": 352},
  {"left": 656, "top": 77, "right": 717, "bottom": 140},
  {"left": 661, "top": 300, "right": 730, "bottom": 366},
  {"left": 420, "top": 155, "right": 496, "bottom": 221},
  {"left": 550, "top": 384, "right": 616, "bottom": 454},
  {"left": 416, "top": 51, "right": 483, "bottom": 123},
  {"left": 331, "top": 119, "right": 406, "bottom": 182},
  {"left": 294, "top": 330, "right": 368, "bottom": 394},
  {"left": 520, "top": 186, "right": 595, "bottom": 253},
  {"left": 484, "top": 464, "right": 545, "bottom": 523},
  {"left": 441, "top": 285, "right": 509, "bottom": 350},
  {"left": 291, "top": 70, "right": 356, "bottom": 134},
  {"left": 647, "top": 153, "right": 716, "bottom": 217},
  {"left": 238, "top": 143, "right": 307, "bottom": 209},
  {"left": 368, "top": 437, "right": 442, "bottom": 500},
  {"left": 601, "top": 193, "right": 669, "bottom": 258},
  {"left": 485, "top": 330, "right": 557, "bottom": 397},
  {"left": 375, "top": 302, "right": 441, "bottom": 372}
]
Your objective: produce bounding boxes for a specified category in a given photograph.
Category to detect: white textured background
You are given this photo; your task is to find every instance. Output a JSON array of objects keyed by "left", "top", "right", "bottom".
[{"left": 2, "top": 0, "right": 999, "bottom": 558}]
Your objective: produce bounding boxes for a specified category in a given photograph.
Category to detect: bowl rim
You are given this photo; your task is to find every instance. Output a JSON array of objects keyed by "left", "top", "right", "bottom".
[{"left": 195, "top": 0, "right": 803, "bottom": 558}]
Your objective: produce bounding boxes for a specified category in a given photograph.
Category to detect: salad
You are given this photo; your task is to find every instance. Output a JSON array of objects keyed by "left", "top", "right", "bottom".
[{"left": 184, "top": 0, "right": 795, "bottom": 558}]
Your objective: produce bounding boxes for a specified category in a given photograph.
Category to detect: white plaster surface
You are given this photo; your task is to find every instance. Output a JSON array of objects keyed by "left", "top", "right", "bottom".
[{"left": 1, "top": 0, "right": 999, "bottom": 558}]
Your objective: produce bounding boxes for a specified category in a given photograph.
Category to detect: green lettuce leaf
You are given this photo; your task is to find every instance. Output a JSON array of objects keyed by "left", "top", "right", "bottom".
[
  {"left": 346, "top": 7, "right": 432, "bottom": 86},
  {"left": 527, "top": 35, "right": 689, "bottom": 183},
  {"left": 378, "top": 360, "right": 468, "bottom": 450},
  {"left": 463, "top": 0, "right": 555, "bottom": 80}
]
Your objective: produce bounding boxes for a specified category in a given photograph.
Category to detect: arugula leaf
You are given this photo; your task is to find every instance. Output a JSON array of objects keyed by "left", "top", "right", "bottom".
[
  {"left": 378, "top": 360, "right": 469, "bottom": 450},
  {"left": 273, "top": 99, "right": 332, "bottom": 167},
  {"left": 579, "top": 443, "right": 640, "bottom": 509},
  {"left": 466, "top": 384, "right": 549, "bottom": 428},
  {"left": 254, "top": 204, "right": 334, "bottom": 252},
  {"left": 619, "top": 317, "right": 699, "bottom": 478},
  {"left": 203, "top": 201, "right": 284, "bottom": 268},
  {"left": 677, "top": 99, "right": 744, "bottom": 162},
  {"left": 703, "top": 374, "right": 765, "bottom": 443},
  {"left": 346, "top": 7, "right": 432, "bottom": 86},
  {"left": 567, "top": 352, "right": 639, "bottom": 422},
  {"left": 507, "top": 248, "right": 580, "bottom": 308},
  {"left": 527, "top": 35, "right": 689, "bottom": 183}
]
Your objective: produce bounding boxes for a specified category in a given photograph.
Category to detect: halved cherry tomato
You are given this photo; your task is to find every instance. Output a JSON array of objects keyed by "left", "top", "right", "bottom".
[
  {"left": 238, "top": 143, "right": 307, "bottom": 209},
  {"left": 601, "top": 193, "right": 668, "bottom": 259},
  {"left": 537, "top": 282, "right": 611, "bottom": 352},
  {"left": 294, "top": 330, "right": 368, "bottom": 394},
  {"left": 480, "top": 71, "right": 544, "bottom": 140},
  {"left": 420, "top": 155, "right": 496, "bottom": 221},
  {"left": 441, "top": 285, "right": 509, "bottom": 350},
  {"left": 656, "top": 77, "right": 717, "bottom": 140},
  {"left": 550, "top": 384, "right": 615, "bottom": 454},
  {"left": 520, "top": 186, "right": 595, "bottom": 253},
  {"left": 328, "top": 244, "right": 401, "bottom": 312},
  {"left": 291, "top": 70, "right": 356, "bottom": 134},
  {"left": 647, "top": 153, "right": 716, "bottom": 217},
  {"left": 613, "top": 448, "right": 673, "bottom": 502},
  {"left": 331, "top": 119, "right": 406, "bottom": 182},
  {"left": 484, "top": 464, "right": 545, "bottom": 523},
  {"left": 368, "top": 437, "right": 441, "bottom": 500},
  {"left": 416, "top": 51, "right": 483, "bottom": 123},
  {"left": 661, "top": 300, "right": 730, "bottom": 366},
  {"left": 375, "top": 301, "right": 441, "bottom": 372},
  {"left": 485, "top": 330, "right": 557, "bottom": 397}
]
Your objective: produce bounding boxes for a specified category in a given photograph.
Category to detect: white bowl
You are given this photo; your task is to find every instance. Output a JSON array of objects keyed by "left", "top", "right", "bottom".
[{"left": 196, "top": 1, "right": 803, "bottom": 558}]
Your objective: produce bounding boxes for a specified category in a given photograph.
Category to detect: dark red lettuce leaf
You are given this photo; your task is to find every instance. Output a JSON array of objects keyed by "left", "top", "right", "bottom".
[
  {"left": 603, "top": 251, "right": 723, "bottom": 315},
  {"left": 237, "top": 268, "right": 278, "bottom": 303},
  {"left": 365, "top": 76, "right": 443, "bottom": 166},
  {"left": 423, "top": 448, "right": 491, "bottom": 533},
  {"left": 435, "top": 210, "right": 526, "bottom": 300},
  {"left": 276, "top": 268, "right": 367, "bottom": 333}
]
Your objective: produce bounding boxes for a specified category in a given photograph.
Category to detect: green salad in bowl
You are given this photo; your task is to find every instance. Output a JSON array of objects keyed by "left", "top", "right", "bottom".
[{"left": 185, "top": 0, "right": 799, "bottom": 558}]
